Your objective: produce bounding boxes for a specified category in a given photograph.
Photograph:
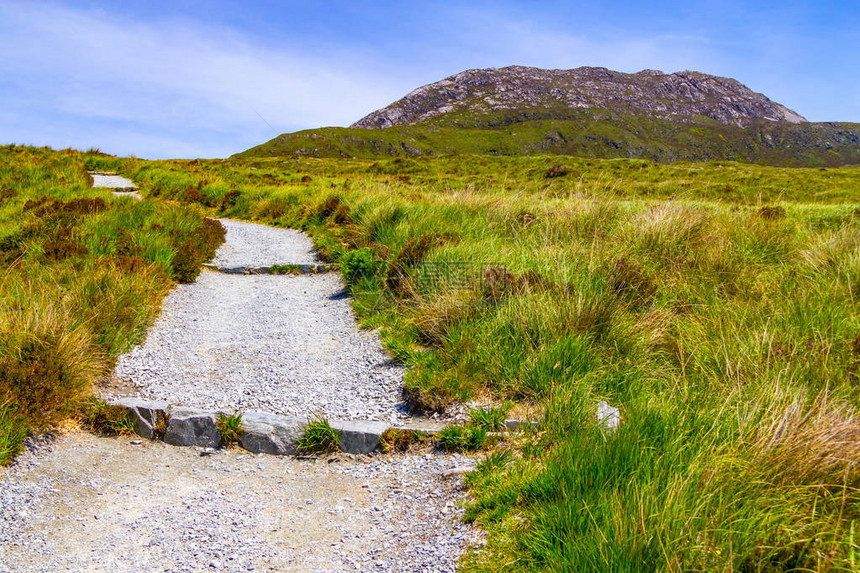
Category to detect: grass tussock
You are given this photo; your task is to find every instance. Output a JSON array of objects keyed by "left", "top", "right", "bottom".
[
  {"left": 216, "top": 413, "right": 243, "bottom": 447},
  {"left": 297, "top": 414, "right": 341, "bottom": 453}
]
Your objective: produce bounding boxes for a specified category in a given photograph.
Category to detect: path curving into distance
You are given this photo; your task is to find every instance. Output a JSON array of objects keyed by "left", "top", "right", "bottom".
[
  {"left": 0, "top": 217, "right": 480, "bottom": 572},
  {"left": 113, "top": 219, "right": 407, "bottom": 422}
]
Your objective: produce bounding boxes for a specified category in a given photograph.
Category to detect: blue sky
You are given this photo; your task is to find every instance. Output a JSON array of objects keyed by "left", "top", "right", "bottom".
[{"left": 0, "top": 0, "right": 857, "bottom": 159}]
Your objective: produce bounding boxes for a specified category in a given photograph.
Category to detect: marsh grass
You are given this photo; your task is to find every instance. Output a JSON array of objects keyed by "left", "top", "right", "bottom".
[
  {"left": 6, "top": 147, "right": 859, "bottom": 569},
  {"left": 437, "top": 424, "right": 487, "bottom": 452},
  {"left": 469, "top": 404, "right": 511, "bottom": 432}
]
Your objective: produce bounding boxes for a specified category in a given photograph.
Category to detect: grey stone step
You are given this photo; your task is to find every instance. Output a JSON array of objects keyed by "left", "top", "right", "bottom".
[
  {"left": 108, "top": 399, "right": 393, "bottom": 455},
  {"left": 202, "top": 263, "right": 335, "bottom": 275}
]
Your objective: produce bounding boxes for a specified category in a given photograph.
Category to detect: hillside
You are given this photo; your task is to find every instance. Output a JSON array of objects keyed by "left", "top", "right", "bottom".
[{"left": 239, "top": 66, "right": 860, "bottom": 167}]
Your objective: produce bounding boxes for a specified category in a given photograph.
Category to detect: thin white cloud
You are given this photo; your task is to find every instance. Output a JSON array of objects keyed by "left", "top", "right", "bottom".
[{"left": 0, "top": 2, "right": 404, "bottom": 158}]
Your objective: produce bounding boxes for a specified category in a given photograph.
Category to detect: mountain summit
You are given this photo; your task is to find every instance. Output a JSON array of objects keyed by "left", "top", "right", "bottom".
[
  {"left": 352, "top": 66, "right": 806, "bottom": 130},
  {"left": 240, "top": 66, "right": 858, "bottom": 166}
]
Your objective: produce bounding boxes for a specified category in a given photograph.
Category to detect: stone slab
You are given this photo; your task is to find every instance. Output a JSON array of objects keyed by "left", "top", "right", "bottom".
[
  {"left": 504, "top": 419, "right": 540, "bottom": 432},
  {"left": 216, "top": 264, "right": 333, "bottom": 275},
  {"left": 109, "top": 397, "right": 169, "bottom": 439},
  {"left": 331, "top": 420, "right": 390, "bottom": 454},
  {"left": 164, "top": 408, "right": 220, "bottom": 448},
  {"left": 239, "top": 412, "right": 306, "bottom": 455}
]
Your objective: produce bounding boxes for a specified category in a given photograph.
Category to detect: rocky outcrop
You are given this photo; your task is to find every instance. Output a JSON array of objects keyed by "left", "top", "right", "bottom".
[{"left": 352, "top": 66, "right": 806, "bottom": 129}]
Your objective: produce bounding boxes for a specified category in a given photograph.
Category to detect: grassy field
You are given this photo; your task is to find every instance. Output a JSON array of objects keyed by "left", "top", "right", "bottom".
[
  {"left": 238, "top": 115, "right": 860, "bottom": 167},
  {"left": 4, "top": 147, "right": 860, "bottom": 570},
  {"left": 0, "top": 145, "right": 224, "bottom": 463}
]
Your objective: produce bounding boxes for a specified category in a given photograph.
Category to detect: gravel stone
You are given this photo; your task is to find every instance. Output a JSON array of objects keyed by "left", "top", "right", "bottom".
[
  {"left": 113, "top": 272, "right": 404, "bottom": 420},
  {"left": 0, "top": 432, "right": 483, "bottom": 572},
  {"left": 211, "top": 219, "right": 319, "bottom": 268}
]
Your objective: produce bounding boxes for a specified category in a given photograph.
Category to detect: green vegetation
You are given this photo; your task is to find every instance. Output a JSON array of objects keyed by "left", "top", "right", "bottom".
[
  {"left": 297, "top": 414, "right": 341, "bottom": 453},
  {"left": 238, "top": 114, "right": 860, "bottom": 168},
  {"left": 469, "top": 404, "right": 511, "bottom": 432},
  {"left": 3, "top": 144, "right": 860, "bottom": 570},
  {"left": 75, "top": 396, "right": 136, "bottom": 436},
  {"left": 0, "top": 145, "right": 224, "bottom": 465},
  {"left": 216, "top": 412, "right": 243, "bottom": 447},
  {"left": 112, "top": 151, "right": 859, "bottom": 570},
  {"left": 437, "top": 424, "right": 488, "bottom": 452},
  {"left": 269, "top": 263, "right": 302, "bottom": 274}
]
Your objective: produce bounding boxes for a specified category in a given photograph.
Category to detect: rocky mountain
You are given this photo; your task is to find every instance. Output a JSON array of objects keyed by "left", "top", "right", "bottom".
[
  {"left": 352, "top": 66, "right": 807, "bottom": 129},
  {"left": 239, "top": 66, "right": 859, "bottom": 167}
]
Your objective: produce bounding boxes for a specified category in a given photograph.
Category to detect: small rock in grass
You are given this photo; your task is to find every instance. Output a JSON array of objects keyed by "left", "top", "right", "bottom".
[{"left": 596, "top": 401, "right": 621, "bottom": 431}]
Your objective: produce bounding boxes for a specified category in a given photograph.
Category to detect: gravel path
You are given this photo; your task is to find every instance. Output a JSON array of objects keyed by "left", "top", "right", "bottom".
[
  {"left": 211, "top": 219, "right": 319, "bottom": 268},
  {"left": 0, "top": 432, "right": 481, "bottom": 573},
  {"left": 113, "top": 219, "right": 406, "bottom": 421},
  {"left": 90, "top": 173, "right": 137, "bottom": 189},
  {"left": 0, "top": 219, "right": 481, "bottom": 572}
]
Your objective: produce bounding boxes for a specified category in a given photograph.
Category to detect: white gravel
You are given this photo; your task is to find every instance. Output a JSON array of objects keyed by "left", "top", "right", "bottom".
[
  {"left": 212, "top": 219, "right": 319, "bottom": 268},
  {"left": 0, "top": 432, "right": 482, "bottom": 573},
  {"left": 90, "top": 173, "right": 137, "bottom": 189},
  {"left": 113, "top": 220, "right": 405, "bottom": 421}
]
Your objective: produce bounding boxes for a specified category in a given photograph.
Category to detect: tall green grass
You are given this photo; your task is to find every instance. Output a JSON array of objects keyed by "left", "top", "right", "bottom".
[{"left": 8, "top": 148, "right": 859, "bottom": 569}]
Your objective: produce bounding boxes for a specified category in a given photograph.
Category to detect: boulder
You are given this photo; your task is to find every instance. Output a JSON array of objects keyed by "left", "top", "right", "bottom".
[
  {"left": 504, "top": 419, "right": 539, "bottom": 432},
  {"left": 239, "top": 412, "right": 306, "bottom": 455},
  {"left": 109, "top": 398, "right": 169, "bottom": 439},
  {"left": 164, "top": 408, "right": 220, "bottom": 448},
  {"left": 331, "top": 420, "right": 390, "bottom": 454}
]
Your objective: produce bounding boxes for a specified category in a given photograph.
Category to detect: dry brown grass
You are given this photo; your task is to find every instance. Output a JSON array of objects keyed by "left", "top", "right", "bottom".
[{"left": 750, "top": 390, "right": 860, "bottom": 490}]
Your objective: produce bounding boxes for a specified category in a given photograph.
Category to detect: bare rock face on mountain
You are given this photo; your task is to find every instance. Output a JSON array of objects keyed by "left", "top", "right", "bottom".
[{"left": 352, "top": 66, "right": 806, "bottom": 129}]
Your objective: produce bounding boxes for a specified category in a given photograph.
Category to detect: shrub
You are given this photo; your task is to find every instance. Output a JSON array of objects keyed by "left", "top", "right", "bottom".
[
  {"left": 219, "top": 190, "right": 241, "bottom": 213},
  {"left": 545, "top": 164, "right": 569, "bottom": 178},
  {"left": 341, "top": 247, "right": 381, "bottom": 288},
  {"left": 385, "top": 235, "right": 440, "bottom": 296},
  {"left": 482, "top": 266, "right": 519, "bottom": 303},
  {"left": 170, "top": 218, "right": 226, "bottom": 283},
  {"left": 315, "top": 194, "right": 352, "bottom": 224},
  {"left": 758, "top": 205, "right": 786, "bottom": 220}
]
